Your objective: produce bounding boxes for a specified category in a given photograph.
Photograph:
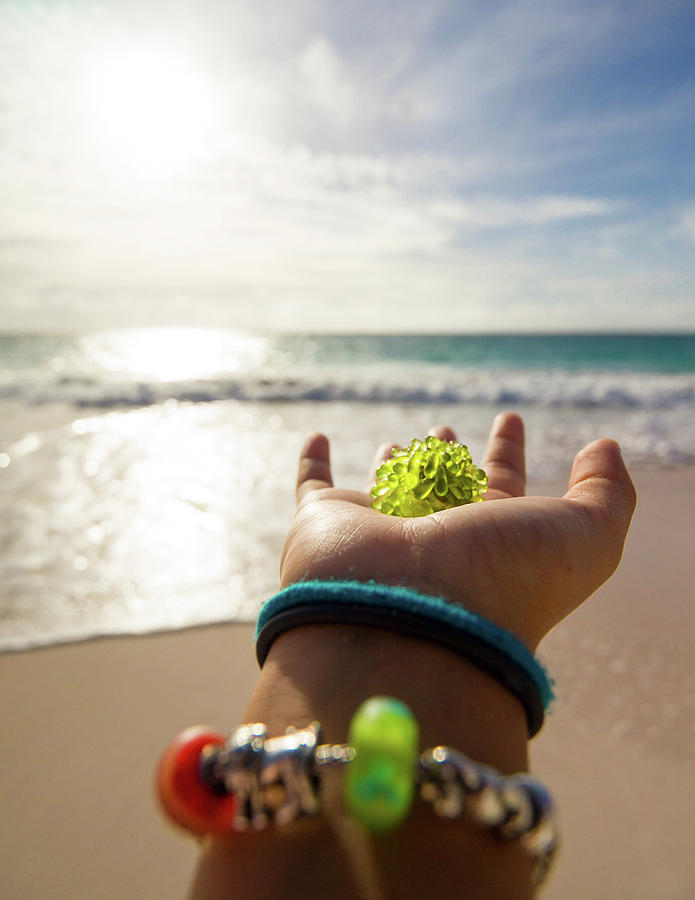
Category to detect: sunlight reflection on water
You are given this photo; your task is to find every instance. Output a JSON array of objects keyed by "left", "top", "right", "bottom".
[
  {"left": 0, "top": 402, "right": 302, "bottom": 649},
  {"left": 1, "top": 393, "right": 506, "bottom": 650},
  {"left": 79, "top": 327, "right": 269, "bottom": 381}
]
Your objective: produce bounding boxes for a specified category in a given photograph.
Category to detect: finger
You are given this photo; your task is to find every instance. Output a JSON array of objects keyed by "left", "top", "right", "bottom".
[
  {"left": 483, "top": 411, "right": 526, "bottom": 498},
  {"left": 564, "top": 439, "right": 637, "bottom": 538},
  {"left": 296, "top": 432, "right": 333, "bottom": 504},
  {"left": 367, "top": 441, "right": 398, "bottom": 489},
  {"left": 428, "top": 425, "right": 457, "bottom": 443}
]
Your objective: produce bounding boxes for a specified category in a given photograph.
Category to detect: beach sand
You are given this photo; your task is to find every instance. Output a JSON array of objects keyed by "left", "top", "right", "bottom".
[{"left": 1, "top": 468, "right": 694, "bottom": 899}]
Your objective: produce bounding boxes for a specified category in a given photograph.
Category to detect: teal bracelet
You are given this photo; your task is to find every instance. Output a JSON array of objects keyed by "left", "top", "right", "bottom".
[{"left": 255, "top": 580, "right": 554, "bottom": 737}]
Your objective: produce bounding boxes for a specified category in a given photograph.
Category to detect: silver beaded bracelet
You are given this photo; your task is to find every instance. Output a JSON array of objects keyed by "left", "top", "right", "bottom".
[{"left": 157, "top": 696, "right": 559, "bottom": 889}]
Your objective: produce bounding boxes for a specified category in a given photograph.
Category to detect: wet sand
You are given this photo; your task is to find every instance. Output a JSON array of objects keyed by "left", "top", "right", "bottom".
[{"left": 1, "top": 468, "right": 694, "bottom": 899}]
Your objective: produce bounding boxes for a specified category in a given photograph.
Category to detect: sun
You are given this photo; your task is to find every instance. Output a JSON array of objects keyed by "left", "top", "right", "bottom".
[{"left": 83, "top": 41, "right": 218, "bottom": 179}]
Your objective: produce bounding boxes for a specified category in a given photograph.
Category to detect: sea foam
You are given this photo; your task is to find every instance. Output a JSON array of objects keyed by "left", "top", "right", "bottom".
[{"left": 1, "top": 364, "right": 693, "bottom": 411}]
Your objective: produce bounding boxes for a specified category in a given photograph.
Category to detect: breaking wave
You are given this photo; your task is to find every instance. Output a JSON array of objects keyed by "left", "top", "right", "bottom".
[{"left": 2, "top": 366, "right": 694, "bottom": 411}]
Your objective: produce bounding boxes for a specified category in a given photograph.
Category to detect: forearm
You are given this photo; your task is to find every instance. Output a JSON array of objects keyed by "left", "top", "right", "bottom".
[
  {"left": 189, "top": 625, "right": 534, "bottom": 900},
  {"left": 181, "top": 420, "right": 634, "bottom": 898}
]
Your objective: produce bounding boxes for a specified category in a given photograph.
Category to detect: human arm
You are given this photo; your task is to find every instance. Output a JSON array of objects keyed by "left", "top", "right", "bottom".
[{"left": 188, "top": 412, "right": 636, "bottom": 899}]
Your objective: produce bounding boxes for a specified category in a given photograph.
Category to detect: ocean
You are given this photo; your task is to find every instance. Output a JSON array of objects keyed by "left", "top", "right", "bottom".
[{"left": 1, "top": 328, "right": 694, "bottom": 652}]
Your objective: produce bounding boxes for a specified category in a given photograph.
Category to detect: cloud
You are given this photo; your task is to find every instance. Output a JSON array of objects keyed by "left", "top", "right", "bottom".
[
  {"left": 681, "top": 207, "right": 695, "bottom": 244},
  {"left": 430, "top": 195, "right": 616, "bottom": 230},
  {"left": 0, "top": 0, "right": 693, "bottom": 332},
  {"left": 299, "top": 36, "right": 357, "bottom": 126}
]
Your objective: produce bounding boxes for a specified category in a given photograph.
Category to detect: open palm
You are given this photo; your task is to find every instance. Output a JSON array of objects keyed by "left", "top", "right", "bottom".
[{"left": 280, "top": 413, "right": 636, "bottom": 650}]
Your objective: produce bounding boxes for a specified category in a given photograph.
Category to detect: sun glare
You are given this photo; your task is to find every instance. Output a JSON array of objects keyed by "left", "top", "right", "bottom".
[
  {"left": 81, "top": 328, "right": 268, "bottom": 382},
  {"left": 83, "top": 42, "right": 218, "bottom": 178}
]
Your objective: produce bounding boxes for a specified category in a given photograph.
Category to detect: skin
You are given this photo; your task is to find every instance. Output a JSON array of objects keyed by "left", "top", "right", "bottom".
[{"left": 189, "top": 412, "right": 636, "bottom": 900}]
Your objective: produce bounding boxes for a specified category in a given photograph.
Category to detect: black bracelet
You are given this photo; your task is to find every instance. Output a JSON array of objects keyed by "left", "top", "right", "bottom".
[{"left": 255, "top": 581, "right": 554, "bottom": 738}]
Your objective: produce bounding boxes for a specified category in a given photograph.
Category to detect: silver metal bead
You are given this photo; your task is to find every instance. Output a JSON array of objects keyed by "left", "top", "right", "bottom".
[
  {"left": 315, "top": 743, "right": 357, "bottom": 767},
  {"left": 214, "top": 721, "right": 325, "bottom": 830},
  {"left": 418, "top": 746, "right": 559, "bottom": 887},
  {"left": 503, "top": 774, "right": 560, "bottom": 887}
]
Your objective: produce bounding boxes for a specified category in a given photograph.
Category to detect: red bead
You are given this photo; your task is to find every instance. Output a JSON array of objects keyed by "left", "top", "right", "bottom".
[{"left": 156, "top": 726, "right": 236, "bottom": 835}]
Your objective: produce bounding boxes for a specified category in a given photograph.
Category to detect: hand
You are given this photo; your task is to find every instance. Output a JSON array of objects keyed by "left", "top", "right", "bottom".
[
  {"left": 218, "top": 413, "right": 623, "bottom": 900},
  {"left": 280, "top": 412, "right": 636, "bottom": 650}
]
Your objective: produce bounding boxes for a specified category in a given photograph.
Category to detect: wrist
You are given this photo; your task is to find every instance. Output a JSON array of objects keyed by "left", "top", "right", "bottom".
[
  {"left": 245, "top": 624, "right": 529, "bottom": 773},
  {"left": 220, "top": 626, "right": 534, "bottom": 900},
  {"left": 255, "top": 580, "right": 552, "bottom": 739},
  {"left": 188, "top": 624, "right": 538, "bottom": 900}
]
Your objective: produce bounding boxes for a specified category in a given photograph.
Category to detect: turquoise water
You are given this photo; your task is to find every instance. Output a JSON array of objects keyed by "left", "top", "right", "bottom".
[
  {"left": 1, "top": 328, "right": 694, "bottom": 651},
  {"left": 275, "top": 333, "right": 695, "bottom": 373},
  {"left": 2, "top": 332, "right": 694, "bottom": 383},
  {"left": 1, "top": 330, "right": 693, "bottom": 409}
]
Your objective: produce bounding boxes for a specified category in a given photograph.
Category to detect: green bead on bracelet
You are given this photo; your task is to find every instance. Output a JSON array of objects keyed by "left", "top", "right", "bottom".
[
  {"left": 371, "top": 436, "right": 487, "bottom": 517},
  {"left": 345, "top": 696, "right": 419, "bottom": 831}
]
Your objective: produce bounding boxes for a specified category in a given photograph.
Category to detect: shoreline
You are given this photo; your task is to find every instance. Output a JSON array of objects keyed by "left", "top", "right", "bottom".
[
  {"left": 1, "top": 462, "right": 692, "bottom": 657},
  {"left": 2, "top": 466, "right": 695, "bottom": 899}
]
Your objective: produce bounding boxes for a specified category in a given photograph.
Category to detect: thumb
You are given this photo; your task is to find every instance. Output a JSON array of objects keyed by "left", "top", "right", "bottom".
[{"left": 564, "top": 439, "right": 637, "bottom": 553}]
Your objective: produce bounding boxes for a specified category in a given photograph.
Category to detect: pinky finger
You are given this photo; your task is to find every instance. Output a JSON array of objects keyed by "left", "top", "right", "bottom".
[{"left": 296, "top": 433, "right": 333, "bottom": 504}]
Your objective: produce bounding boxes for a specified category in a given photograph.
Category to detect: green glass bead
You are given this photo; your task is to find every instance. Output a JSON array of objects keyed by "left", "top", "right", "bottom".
[
  {"left": 370, "top": 436, "right": 488, "bottom": 517},
  {"left": 424, "top": 453, "right": 438, "bottom": 478},
  {"left": 344, "top": 696, "right": 419, "bottom": 833},
  {"left": 434, "top": 464, "right": 448, "bottom": 497}
]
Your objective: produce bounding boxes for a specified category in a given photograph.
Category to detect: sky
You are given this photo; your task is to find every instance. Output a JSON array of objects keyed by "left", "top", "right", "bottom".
[{"left": 1, "top": 0, "right": 694, "bottom": 333}]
